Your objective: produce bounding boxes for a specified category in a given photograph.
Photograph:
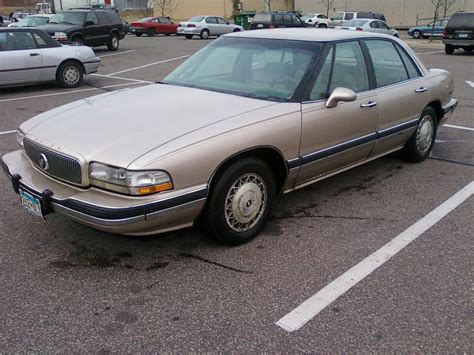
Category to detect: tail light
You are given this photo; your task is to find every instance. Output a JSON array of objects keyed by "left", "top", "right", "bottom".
[
  {"left": 187, "top": 24, "right": 196, "bottom": 27},
  {"left": 443, "top": 29, "right": 447, "bottom": 38},
  {"left": 269, "top": 24, "right": 275, "bottom": 29},
  {"left": 356, "top": 27, "right": 363, "bottom": 31}
]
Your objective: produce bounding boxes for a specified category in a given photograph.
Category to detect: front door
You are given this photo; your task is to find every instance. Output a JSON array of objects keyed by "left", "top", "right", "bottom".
[
  {"left": 297, "top": 41, "right": 378, "bottom": 185},
  {"left": 0, "top": 31, "right": 43, "bottom": 85}
]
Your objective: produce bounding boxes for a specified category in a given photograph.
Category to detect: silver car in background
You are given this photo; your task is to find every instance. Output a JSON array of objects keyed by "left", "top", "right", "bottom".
[
  {"left": 177, "top": 15, "right": 243, "bottom": 39},
  {"left": 0, "top": 28, "right": 100, "bottom": 88},
  {"left": 336, "top": 19, "right": 398, "bottom": 37},
  {"left": 7, "top": 14, "right": 53, "bottom": 28}
]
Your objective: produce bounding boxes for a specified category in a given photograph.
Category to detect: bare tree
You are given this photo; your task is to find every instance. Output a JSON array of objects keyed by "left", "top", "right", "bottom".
[
  {"left": 441, "top": 0, "right": 457, "bottom": 18},
  {"left": 321, "top": 0, "right": 335, "bottom": 18},
  {"left": 429, "top": 0, "right": 444, "bottom": 41},
  {"left": 154, "top": 0, "right": 181, "bottom": 17},
  {"left": 264, "top": 0, "right": 271, "bottom": 12}
]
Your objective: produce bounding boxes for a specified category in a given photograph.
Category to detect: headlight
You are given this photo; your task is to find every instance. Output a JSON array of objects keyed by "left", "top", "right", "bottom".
[
  {"left": 16, "top": 129, "right": 25, "bottom": 147},
  {"left": 54, "top": 32, "right": 67, "bottom": 37},
  {"left": 89, "top": 162, "right": 173, "bottom": 195}
]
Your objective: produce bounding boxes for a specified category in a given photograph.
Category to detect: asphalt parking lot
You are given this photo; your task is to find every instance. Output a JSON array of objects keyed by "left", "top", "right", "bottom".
[{"left": 0, "top": 33, "right": 473, "bottom": 352}]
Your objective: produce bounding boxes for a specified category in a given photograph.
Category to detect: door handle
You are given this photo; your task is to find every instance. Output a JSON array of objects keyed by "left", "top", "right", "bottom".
[
  {"left": 360, "top": 101, "right": 377, "bottom": 108},
  {"left": 415, "top": 87, "right": 427, "bottom": 93},
  {"left": 30, "top": 53, "right": 40, "bottom": 57}
]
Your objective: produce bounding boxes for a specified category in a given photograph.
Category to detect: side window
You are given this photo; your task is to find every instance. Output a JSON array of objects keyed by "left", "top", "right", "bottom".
[
  {"left": 284, "top": 14, "right": 292, "bottom": 23},
  {"left": 96, "top": 12, "right": 109, "bottom": 24},
  {"left": 4, "top": 31, "right": 37, "bottom": 50},
  {"left": 329, "top": 41, "right": 369, "bottom": 93},
  {"left": 291, "top": 14, "right": 301, "bottom": 23},
  {"left": 274, "top": 14, "right": 284, "bottom": 23},
  {"left": 32, "top": 32, "right": 48, "bottom": 48},
  {"left": 378, "top": 21, "right": 389, "bottom": 29},
  {"left": 217, "top": 17, "right": 227, "bottom": 24},
  {"left": 370, "top": 21, "right": 377, "bottom": 28},
  {"left": 345, "top": 13, "right": 354, "bottom": 20},
  {"left": 310, "top": 47, "right": 333, "bottom": 100},
  {"left": 86, "top": 12, "right": 99, "bottom": 25},
  {"left": 365, "top": 40, "right": 409, "bottom": 87},
  {"left": 205, "top": 17, "right": 217, "bottom": 24},
  {"left": 161, "top": 17, "right": 171, "bottom": 24},
  {"left": 0, "top": 32, "right": 7, "bottom": 51},
  {"left": 395, "top": 44, "right": 421, "bottom": 79},
  {"left": 333, "top": 13, "right": 343, "bottom": 21}
]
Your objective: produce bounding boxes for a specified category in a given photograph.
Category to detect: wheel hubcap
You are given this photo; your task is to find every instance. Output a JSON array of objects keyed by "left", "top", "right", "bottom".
[
  {"left": 63, "top": 66, "right": 80, "bottom": 85},
  {"left": 203, "top": 31, "right": 209, "bottom": 38},
  {"left": 112, "top": 37, "right": 118, "bottom": 47},
  {"left": 225, "top": 173, "right": 267, "bottom": 232},
  {"left": 416, "top": 115, "right": 434, "bottom": 154}
]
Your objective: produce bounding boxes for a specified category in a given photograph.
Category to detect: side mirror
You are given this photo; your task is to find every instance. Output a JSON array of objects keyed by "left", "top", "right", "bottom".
[{"left": 325, "top": 87, "right": 357, "bottom": 108}]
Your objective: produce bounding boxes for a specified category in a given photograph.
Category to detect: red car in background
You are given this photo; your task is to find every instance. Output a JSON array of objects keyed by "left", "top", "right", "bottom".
[{"left": 130, "top": 16, "right": 178, "bottom": 36}]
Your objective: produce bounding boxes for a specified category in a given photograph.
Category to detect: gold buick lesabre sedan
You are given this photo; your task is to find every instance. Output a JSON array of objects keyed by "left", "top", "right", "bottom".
[{"left": 2, "top": 29, "right": 458, "bottom": 245}]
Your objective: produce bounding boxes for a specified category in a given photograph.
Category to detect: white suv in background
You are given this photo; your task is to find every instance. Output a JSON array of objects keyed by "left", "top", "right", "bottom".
[
  {"left": 301, "top": 13, "right": 330, "bottom": 27},
  {"left": 328, "top": 11, "right": 386, "bottom": 27}
]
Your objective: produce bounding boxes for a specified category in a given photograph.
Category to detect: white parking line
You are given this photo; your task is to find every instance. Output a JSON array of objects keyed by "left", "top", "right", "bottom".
[
  {"left": 444, "top": 124, "right": 474, "bottom": 132},
  {"left": 0, "top": 130, "right": 16, "bottom": 135},
  {"left": 91, "top": 73, "right": 155, "bottom": 84},
  {"left": 99, "top": 50, "right": 136, "bottom": 58},
  {"left": 415, "top": 50, "right": 445, "bottom": 55},
  {"left": 106, "top": 55, "right": 190, "bottom": 76},
  {"left": 466, "top": 81, "right": 474, "bottom": 89},
  {"left": 276, "top": 181, "right": 474, "bottom": 333},
  {"left": 0, "top": 82, "right": 147, "bottom": 103}
]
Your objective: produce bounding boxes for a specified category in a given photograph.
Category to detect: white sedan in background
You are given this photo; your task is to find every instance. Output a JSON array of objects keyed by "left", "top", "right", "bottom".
[
  {"left": 336, "top": 19, "right": 399, "bottom": 37},
  {"left": 0, "top": 28, "right": 100, "bottom": 88},
  {"left": 177, "top": 15, "right": 243, "bottom": 39},
  {"left": 301, "top": 13, "right": 330, "bottom": 27}
]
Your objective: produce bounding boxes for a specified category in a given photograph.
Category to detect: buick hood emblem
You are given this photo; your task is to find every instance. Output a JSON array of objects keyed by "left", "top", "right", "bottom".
[{"left": 39, "top": 154, "right": 49, "bottom": 171}]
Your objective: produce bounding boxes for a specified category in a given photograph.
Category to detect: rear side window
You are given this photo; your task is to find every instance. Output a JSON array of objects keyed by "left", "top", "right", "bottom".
[
  {"left": 96, "top": 12, "right": 109, "bottom": 24},
  {"left": 253, "top": 14, "right": 271, "bottom": 22},
  {"left": 205, "top": 17, "right": 217, "bottom": 24},
  {"left": 365, "top": 40, "right": 409, "bottom": 87},
  {"left": 395, "top": 45, "right": 421, "bottom": 79},
  {"left": 345, "top": 13, "right": 354, "bottom": 20},
  {"left": 447, "top": 13, "right": 474, "bottom": 27},
  {"left": 358, "top": 12, "right": 374, "bottom": 19},
  {"left": 86, "top": 12, "right": 99, "bottom": 25},
  {"left": 274, "top": 14, "right": 284, "bottom": 23}
]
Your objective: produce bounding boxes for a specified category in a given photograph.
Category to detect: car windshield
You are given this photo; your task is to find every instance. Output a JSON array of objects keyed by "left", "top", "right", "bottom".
[
  {"left": 343, "top": 19, "right": 368, "bottom": 27},
  {"left": 138, "top": 17, "right": 153, "bottom": 22},
  {"left": 188, "top": 16, "right": 204, "bottom": 22},
  {"left": 17, "top": 16, "right": 49, "bottom": 27},
  {"left": 49, "top": 12, "right": 84, "bottom": 25},
  {"left": 163, "top": 37, "right": 322, "bottom": 102}
]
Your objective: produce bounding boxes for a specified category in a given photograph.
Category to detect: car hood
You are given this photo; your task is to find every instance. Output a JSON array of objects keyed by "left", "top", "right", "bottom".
[
  {"left": 38, "top": 23, "right": 81, "bottom": 33},
  {"left": 20, "top": 84, "right": 278, "bottom": 169}
]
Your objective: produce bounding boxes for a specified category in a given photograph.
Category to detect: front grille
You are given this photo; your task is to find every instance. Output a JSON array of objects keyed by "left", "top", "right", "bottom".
[{"left": 23, "top": 139, "right": 83, "bottom": 185}]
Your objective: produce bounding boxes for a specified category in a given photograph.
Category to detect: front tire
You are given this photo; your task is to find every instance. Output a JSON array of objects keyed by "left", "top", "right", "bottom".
[
  {"left": 412, "top": 30, "right": 422, "bottom": 39},
  {"left": 318, "top": 23, "right": 327, "bottom": 28},
  {"left": 107, "top": 33, "right": 119, "bottom": 51},
  {"left": 200, "top": 29, "right": 210, "bottom": 39},
  {"left": 185, "top": 34, "right": 193, "bottom": 39},
  {"left": 445, "top": 44, "right": 455, "bottom": 54},
  {"left": 56, "top": 60, "right": 83, "bottom": 88},
  {"left": 401, "top": 106, "right": 437, "bottom": 162},
  {"left": 70, "top": 35, "right": 84, "bottom": 45},
  {"left": 205, "top": 158, "right": 276, "bottom": 245},
  {"left": 147, "top": 28, "right": 155, "bottom": 37}
]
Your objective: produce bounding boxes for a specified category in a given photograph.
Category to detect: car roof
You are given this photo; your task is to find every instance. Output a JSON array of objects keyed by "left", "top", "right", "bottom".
[
  {"left": 0, "top": 27, "right": 45, "bottom": 32},
  {"left": 226, "top": 28, "right": 394, "bottom": 41}
]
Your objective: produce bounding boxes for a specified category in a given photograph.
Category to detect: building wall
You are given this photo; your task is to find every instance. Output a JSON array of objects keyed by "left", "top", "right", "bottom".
[
  {"left": 294, "top": 0, "right": 474, "bottom": 27},
  {"left": 163, "top": 0, "right": 293, "bottom": 21}
]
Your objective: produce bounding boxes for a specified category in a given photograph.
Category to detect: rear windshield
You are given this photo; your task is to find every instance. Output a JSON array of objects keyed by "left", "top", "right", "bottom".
[
  {"left": 189, "top": 16, "right": 204, "bottom": 22},
  {"left": 253, "top": 14, "right": 271, "bottom": 22},
  {"left": 447, "top": 13, "right": 474, "bottom": 27},
  {"left": 343, "top": 19, "right": 368, "bottom": 27}
]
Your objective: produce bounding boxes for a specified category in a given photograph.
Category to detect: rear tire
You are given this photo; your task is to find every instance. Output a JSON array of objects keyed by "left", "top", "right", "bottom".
[
  {"left": 135, "top": 32, "right": 143, "bottom": 37},
  {"left": 200, "top": 29, "right": 210, "bottom": 39},
  {"left": 56, "top": 60, "right": 83, "bottom": 88},
  {"left": 233, "top": 28, "right": 240, "bottom": 32},
  {"left": 205, "top": 158, "right": 276, "bottom": 245},
  {"left": 70, "top": 35, "right": 84, "bottom": 45},
  {"left": 401, "top": 106, "right": 437, "bottom": 163},
  {"left": 445, "top": 44, "right": 455, "bottom": 55},
  {"left": 165, "top": 33, "right": 171, "bottom": 36},
  {"left": 185, "top": 34, "right": 193, "bottom": 39},
  {"left": 106, "top": 33, "right": 119, "bottom": 51}
]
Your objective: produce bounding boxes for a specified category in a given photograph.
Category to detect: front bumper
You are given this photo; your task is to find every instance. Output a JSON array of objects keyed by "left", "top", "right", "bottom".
[{"left": 2, "top": 150, "right": 207, "bottom": 235}]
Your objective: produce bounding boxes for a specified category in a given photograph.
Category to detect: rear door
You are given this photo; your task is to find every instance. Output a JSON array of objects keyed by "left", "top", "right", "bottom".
[
  {"left": 95, "top": 11, "right": 111, "bottom": 39},
  {"left": 363, "top": 39, "right": 427, "bottom": 156},
  {"left": 84, "top": 12, "right": 101, "bottom": 45},
  {"left": 0, "top": 31, "right": 43, "bottom": 85},
  {"left": 205, "top": 16, "right": 219, "bottom": 35}
]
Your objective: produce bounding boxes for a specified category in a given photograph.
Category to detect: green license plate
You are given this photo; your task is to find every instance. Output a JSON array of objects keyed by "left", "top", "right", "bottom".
[{"left": 19, "top": 189, "right": 43, "bottom": 218}]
